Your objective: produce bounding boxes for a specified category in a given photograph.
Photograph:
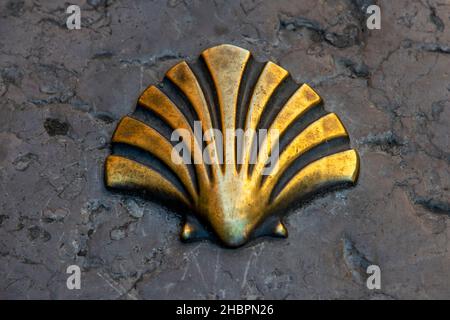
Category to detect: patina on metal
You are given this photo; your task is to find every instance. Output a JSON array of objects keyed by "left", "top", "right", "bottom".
[{"left": 105, "top": 44, "right": 360, "bottom": 248}]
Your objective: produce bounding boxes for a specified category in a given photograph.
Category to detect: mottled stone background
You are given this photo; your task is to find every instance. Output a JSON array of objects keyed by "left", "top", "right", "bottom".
[{"left": 1, "top": 0, "right": 449, "bottom": 299}]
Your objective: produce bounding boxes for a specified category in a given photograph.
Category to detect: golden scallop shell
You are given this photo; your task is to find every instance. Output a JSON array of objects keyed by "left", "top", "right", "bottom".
[{"left": 105, "top": 44, "right": 359, "bottom": 247}]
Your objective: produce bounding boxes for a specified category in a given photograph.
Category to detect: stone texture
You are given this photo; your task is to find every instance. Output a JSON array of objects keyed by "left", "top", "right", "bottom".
[{"left": 0, "top": 0, "right": 449, "bottom": 299}]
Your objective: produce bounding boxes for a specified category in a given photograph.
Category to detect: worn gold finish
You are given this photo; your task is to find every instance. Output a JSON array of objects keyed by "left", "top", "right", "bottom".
[{"left": 105, "top": 44, "right": 360, "bottom": 247}]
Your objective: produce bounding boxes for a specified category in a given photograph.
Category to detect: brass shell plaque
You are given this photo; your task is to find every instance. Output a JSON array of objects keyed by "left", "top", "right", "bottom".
[{"left": 105, "top": 44, "right": 360, "bottom": 247}]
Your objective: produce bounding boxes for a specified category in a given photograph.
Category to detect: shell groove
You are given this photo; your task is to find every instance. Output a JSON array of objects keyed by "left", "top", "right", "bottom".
[{"left": 105, "top": 44, "right": 360, "bottom": 247}]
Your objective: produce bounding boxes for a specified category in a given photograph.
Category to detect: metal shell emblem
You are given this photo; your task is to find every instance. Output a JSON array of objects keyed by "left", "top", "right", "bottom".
[{"left": 105, "top": 44, "right": 360, "bottom": 247}]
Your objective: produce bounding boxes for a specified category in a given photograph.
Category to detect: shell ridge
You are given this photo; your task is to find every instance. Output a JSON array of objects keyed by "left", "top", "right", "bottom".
[
  {"left": 112, "top": 116, "right": 198, "bottom": 201},
  {"left": 262, "top": 113, "right": 351, "bottom": 199},
  {"left": 166, "top": 61, "right": 222, "bottom": 179},
  {"left": 270, "top": 149, "right": 359, "bottom": 207},
  {"left": 250, "top": 83, "right": 323, "bottom": 184},
  {"left": 263, "top": 113, "right": 349, "bottom": 189},
  {"left": 234, "top": 56, "right": 266, "bottom": 171},
  {"left": 189, "top": 57, "right": 224, "bottom": 170},
  {"left": 105, "top": 155, "right": 191, "bottom": 206},
  {"left": 241, "top": 62, "right": 289, "bottom": 176},
  {"left": 138, "top": 84, "right": 211, "bottom": 189},
  {"left": 201, "top": 45, "right": 251, "bottom": 172},
  {"left": 109, "top": 142, "right": 195, "bottom": 205}
]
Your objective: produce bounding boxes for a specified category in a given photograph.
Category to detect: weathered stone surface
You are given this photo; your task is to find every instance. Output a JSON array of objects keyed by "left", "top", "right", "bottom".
[{"left": 0, "top": 0, "right": 449, "bottom": 299}]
